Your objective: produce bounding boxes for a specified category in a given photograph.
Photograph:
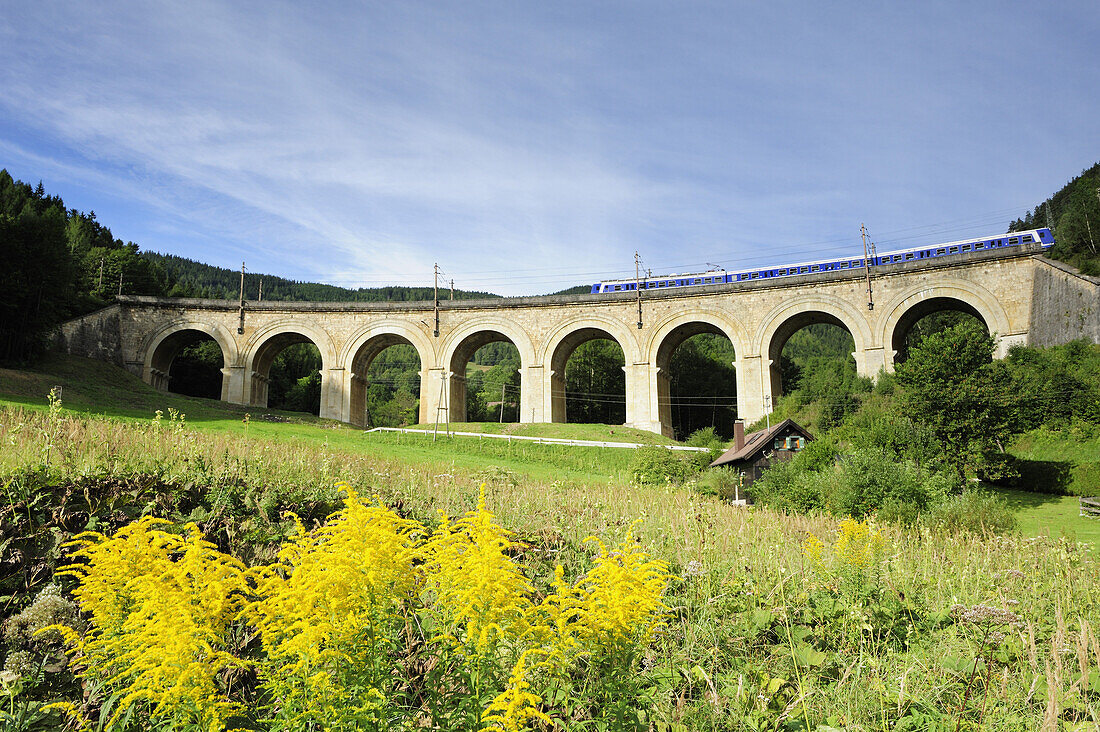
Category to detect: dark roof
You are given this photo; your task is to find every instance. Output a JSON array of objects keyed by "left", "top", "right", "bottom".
[{"left": 709, "top": 419, "right": 814, "bottom": 468}]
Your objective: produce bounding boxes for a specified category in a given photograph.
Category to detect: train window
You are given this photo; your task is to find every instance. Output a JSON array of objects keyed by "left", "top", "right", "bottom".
[
  {"left": 904, "top": 253, "right": 914, "bottom": 260},
  {"left": 975, "top": 242, "right": 985, "bottom": 249},
  {"left": 962, "top": 244, "right": 972, "bottom": 251},
  {"left": 936, "top": 248, "right": 946, "bottom": 256},
  {"left": 949, "top": 246, "right": 959, "bottom": 253},
  {"left": 810, "top": 265, "right": 819, "bottom": 272},
  {"left": 1023, "top": 235, "right": 1034, "bottom": 243},
  {"left": 693, "top": 278, "right": 701, "bottom": 284},
  {"left": 777, "top": 269, "right": 787, "bottom": 276},
  {"left": 614, "top": 285, "right": 621, "bottom": 291},
  {"left": 1009, "top": 237, "right": 1019, "bottom": 245}
]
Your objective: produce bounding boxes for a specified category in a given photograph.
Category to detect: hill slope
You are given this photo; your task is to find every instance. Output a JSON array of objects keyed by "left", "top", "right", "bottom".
[{"left": 1011, "top": 160, "right": 1100, "bottom": 275}]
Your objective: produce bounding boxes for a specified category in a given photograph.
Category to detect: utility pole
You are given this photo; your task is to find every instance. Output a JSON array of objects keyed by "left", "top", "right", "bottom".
[
  {"left": 98, "top": 258, "right": 104, "bottom": 291},
  {"left": 1085, "top": 212, "right": 1097, "bottom": 254},
  {"left": 861, "top": 223, "right": 874, "bottom": 311},
  {"left": 450, "top": 278, "right": 454, "bottom": 301},
  {"left": 1046, "top": 201, "right": 1055, "bottom": 231},
  {"left": 237, "top": 262, "right": 246, "bottom": 335},
  {"left": 635, "top": 251, "right": 643, "bottom": 329},
  {"left": 433, "top": 264, "right": 440, "bottom": 337},
  {"left": 258, "top": 279, "right": 263, "bottom": 301},
  {"left": 117, "top": 271, "right": 123, "bottom": 297},
  {"left": 499, "top": 382, "right": 506, "bottom": 423}
]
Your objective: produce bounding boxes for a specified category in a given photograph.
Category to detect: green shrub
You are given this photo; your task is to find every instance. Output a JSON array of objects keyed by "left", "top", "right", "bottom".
[
  {"left": 695, "top": 466, "right": 746, "bottom": 501},
  {"left": 924, "top": 489, "right": 1018, "bottom": 535},
  {"left": 748, "top": 458, "right": 826, "bottom": 513},
  {"left": 685, "top": 427, "right": 724, "bottom": 449},
  {"left": 751, "top": 448, "right": 954, "bottom": 520},
  {"left": 630, "top": 446, "right": 700, "bottom": 485},
  {"left": 827, "top": 451, "right": 950, "bottom": 519}
]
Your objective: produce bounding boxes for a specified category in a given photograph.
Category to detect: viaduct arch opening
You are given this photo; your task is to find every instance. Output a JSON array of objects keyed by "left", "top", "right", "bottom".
[
  {"left": 890, "top": 297, "right": 987, "bottom": 364},
  {"left": 767, "top": 313, "right": 862, "bottom": 428},
  {"left": 655, "top": 323, "right": 737, "bottom": 441},
  {"left": 149, "top": 329, "right": 225, "bottom": 400},
  {"left": 447, "top": 331, "right": 521, "bottom": 423},
  {"left": 249, "top": 332, "right": 324, "bottom": 414},
  {"left": 550, "top": 328, "right": 626, "bottom": 425},
  {"left": 349, "top": 334, "right": 422, "bottom": 428}
]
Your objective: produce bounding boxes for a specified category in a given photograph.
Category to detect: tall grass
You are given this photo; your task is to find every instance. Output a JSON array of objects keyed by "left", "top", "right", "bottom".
[{"left": 2, "top": 404, "right": 1098, "bottom": 730}]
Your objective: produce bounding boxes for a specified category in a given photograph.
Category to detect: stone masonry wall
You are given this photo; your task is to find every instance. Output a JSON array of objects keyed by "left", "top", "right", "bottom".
[
  {"left": 1028, "top": 257, "right": 1100, "bottom": 346},
  {"left": 53, "top": 304, "right": 125, "bottom": 367}
]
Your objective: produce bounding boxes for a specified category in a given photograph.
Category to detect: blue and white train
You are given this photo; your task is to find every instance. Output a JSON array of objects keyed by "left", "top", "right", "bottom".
[{"left": 589, "top": 228, "right": 1055, "bottom": 294}]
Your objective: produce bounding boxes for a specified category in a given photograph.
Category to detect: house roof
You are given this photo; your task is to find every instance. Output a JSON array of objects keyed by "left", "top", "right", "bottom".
[{"left": 709, "top": 418, "right": 814, "bottom": 468}]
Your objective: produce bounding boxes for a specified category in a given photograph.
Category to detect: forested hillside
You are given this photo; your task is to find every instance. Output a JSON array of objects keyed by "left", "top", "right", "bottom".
[
  {"left": 1011, "top": 160, "right": 1100, "bottom": 275},
  {"left": 143, "top": 252, "right": 500, "bottom": 302},
  {"left": 0, "top": 170, "right": 172, "bottom": 362}
]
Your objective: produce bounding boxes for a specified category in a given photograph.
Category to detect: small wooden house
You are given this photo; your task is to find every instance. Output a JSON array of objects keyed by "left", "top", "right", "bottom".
[{"left": 709, "top": 419, "right": 814, "bottom": 493}]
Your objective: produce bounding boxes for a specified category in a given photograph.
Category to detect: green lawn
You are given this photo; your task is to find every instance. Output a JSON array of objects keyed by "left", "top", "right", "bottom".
[
  {"left": 396, "top": 420, "right": 679, "bottom": 445},
  {"left": 993, "top": 487, "right": 1100, "bottom": 545}
]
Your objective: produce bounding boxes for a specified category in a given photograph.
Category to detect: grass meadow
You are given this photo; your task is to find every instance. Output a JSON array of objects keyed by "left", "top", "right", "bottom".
[{"left": 1, "top": 355, "right": 1098, "bottom": 730}]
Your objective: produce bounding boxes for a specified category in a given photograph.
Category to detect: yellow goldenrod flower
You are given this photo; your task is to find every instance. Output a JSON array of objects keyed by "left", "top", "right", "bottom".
[
  {"left": 834, "top": 518, "right": 885, "bottom": 571},
  {"left": 802, "top": 533, "right": 825, "bottom": 567},
  {"left": 245, "top": 483, "right": 422, "bottom": 729},
  {"left": 58, "top": 517, "right": 247, "bottom": 730},
  {"left": 422, "top": 484, "right": 533, "bottom": 655},
  {"left": 482, "top": 650, "right": 552, "bottom": 732}
]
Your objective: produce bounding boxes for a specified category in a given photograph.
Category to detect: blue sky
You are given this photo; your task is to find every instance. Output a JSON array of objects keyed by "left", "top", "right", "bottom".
[{"left": 1, "top": 2, "right": 1096, "bottom": 295}]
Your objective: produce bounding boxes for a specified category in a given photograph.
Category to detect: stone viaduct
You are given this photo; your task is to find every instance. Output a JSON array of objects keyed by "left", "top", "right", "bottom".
[{"left": 56, "top": 245, "right": 1100, "bottom": 436}]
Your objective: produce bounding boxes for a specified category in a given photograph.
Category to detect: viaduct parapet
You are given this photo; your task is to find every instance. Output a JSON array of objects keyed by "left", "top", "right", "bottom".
[{"left": 55, "top": 245, "right": 1100, "bottom": 436}]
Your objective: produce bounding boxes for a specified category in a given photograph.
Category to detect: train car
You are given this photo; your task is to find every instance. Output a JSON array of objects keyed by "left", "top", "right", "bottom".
[{"left": 590, "top": 228, "right": 1053, "bottom": 294}]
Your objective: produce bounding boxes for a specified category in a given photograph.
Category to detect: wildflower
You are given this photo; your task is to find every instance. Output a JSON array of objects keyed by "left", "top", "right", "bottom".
[
  {"left": 482, "top": 651, "right": 552, "bottom": 732},
  {"left": 802, "top": 533, "right": 824, "bottom": 566},
  {"left": 949, "top": 603, "right": 1024, "bottom": 628},
  {"left": 246, "top": 483, "right": 422, "bottom": 728},
  {"left": 422, "top": 484, "right": 533, "bottom": 653},
  {"left": 572, "top": 527, "right": 672, "bottom": 647},
  {"left": 834, "top": 518, "right": 885, "bottom": 570},
  {"left": 682, "top": 560, "right": 705, "bottom": 579},
  {"left": 58, "top": 517, "right": 247, "bottom": 730}
]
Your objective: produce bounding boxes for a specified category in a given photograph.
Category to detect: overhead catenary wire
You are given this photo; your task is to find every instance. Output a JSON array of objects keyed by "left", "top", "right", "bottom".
[{"left": 293, "top": 206, "right": 1043, "bottom": 292}]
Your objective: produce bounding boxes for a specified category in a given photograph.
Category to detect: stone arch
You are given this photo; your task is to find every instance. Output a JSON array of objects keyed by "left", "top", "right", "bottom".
[
  {"left": 755, "top": 296, "right": 873, "bottom": 405},
  {"left": 143, "top": 320, "right": 239, "bottom": 400},
  {"left": 341, "top": 321, "right": 435, "bottom": 427},
  {"left": 880, "top": 281, "right": 1011, "bottom": 367},
  {"left": 243, "top": 320, "right": 338, "bottom": 409},
  {"left": 645, "top": 311, "right": 747, "bottom": 437},
  {"left": 540, "top": 315, "right": 640, "bottom": 425},
  {"left": 441, "top": 318, "right": 536, "bottom": 423}
]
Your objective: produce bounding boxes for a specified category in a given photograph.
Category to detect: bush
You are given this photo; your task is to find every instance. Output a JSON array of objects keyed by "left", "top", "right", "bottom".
[
  {"left": 924, "top": 489, "right": 1018, "bottom": 535},
  {"left": 748, "top": 458, "right": 827, "bottom": 513},
  {"left": 750, "top": 448, "right": 955, "bottom": 520},
  {"left": 630, "top": 446, "right": 701, "bottom": 485},
  {"left": 695, "top": 466, "right": 746, "bottom": 501},
  {"left": 686, "top": 427, "right": 725, "bottom": 449}
]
